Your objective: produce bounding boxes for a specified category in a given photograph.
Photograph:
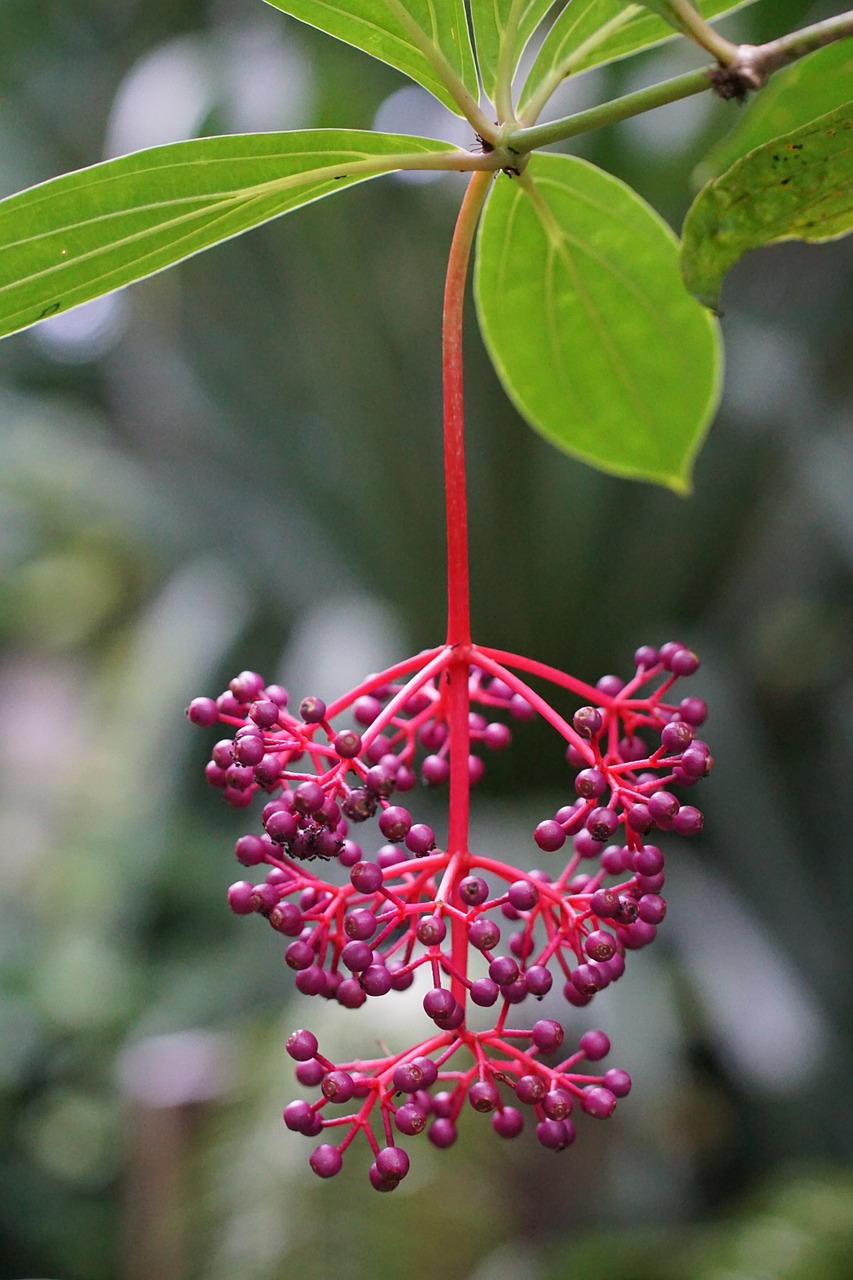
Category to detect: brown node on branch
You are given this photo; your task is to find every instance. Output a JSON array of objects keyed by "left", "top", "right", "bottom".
[{"left": 708, "top": 52, "right": 764, "bottom": 102}]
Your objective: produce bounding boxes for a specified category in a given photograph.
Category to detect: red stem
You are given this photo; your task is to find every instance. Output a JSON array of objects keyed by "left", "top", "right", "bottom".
[
  {"left": 442, "top": 170, "right": 493, "bottom": 1005},
  {"left": 443, "top": 170, "right": 492, "bottom": 648}
]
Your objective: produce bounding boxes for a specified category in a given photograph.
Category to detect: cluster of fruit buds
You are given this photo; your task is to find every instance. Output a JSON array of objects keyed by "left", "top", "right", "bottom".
[{"left": 189, "top": 637, "right": 710, "bottom": 1188}]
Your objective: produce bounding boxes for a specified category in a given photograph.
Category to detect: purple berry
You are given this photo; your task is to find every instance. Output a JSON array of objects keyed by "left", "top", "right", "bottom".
[
  {"left": 232, "top": 733, "right": 265, "bottom": 766},
  {"left": 492, "top": 1107, "right": 524, "bottom": 1138},
  {"left": 573, "top": 706, "right": 603, "bottom": 739},
  {"left": 515, "top": 1074, "right": 547, "bottom": 1105},
  {"left": 507, "top": 880, "right": 539, "bottom": 911},
  {"left": 534, "top": 820, "right": 566, "bottom": 852},
  {"left": 531, "top": 1019, "right": 564, "bottom": 1054},
  {"left": 621, "top": 920, "right": 657, "bottom": 949},
  {"left": 542, "top": 1089, "right": 573, "bottom": 1120},
  {"left": 379, "top": 805, "right": 412, "bottom": 842},
  {"left": 596, "top": 675, "right": 624, "bottom": 697},
  {"left": 632, "top": 844, "right": 665, "bottom": 876},
  {"left": 360, "top": 964, "right": 392, "bottom": 996},
  {"left": 321, "top": 1070, "right": 356, "bottom": 1103},
  {"left": 269, "top": 902, "right": 303, "bottom": 935},
  {"left": 525, "top": 965, "right": 553, "bottom": 997},
  {"left": 575, "top": 768, "right": 607, "bottom": 799},
  {"left": 350, "top": 860, "right": 383, "bottom": 893},
  {"left": 336, "top": 978, "right": 367, "bottom": 1008},
  {"left": 670, "top": 647, "right": 700, "bottom": 676},
  {"left": 470, "top": 978, "right": 499, "bottom": 1006},
  {"left": 299, "top": 696, "right": 327, "bottom": 724},
  {"left": 638, "top": 893, "right": 667, "bottom": 924},
  {"left": 509, "top": 694, "right": 534, "bottom": 720},
  {"left": 234, "top": 834, "right": 267, "bottom": 865},
  {"left": 484, "top": 722, "right": 511, "bottom": 750},
  {"left": 353, "top": 695, "right": 382, "bottom": 726},
  {"left": 395, "top": 1103, "right": 427, "bottom": 1135},
  {"left": 488, "top": 955, "right": 519, "bottom": 986},
  {"left": 536, "top": 1118, "right": 575, "bottom": 1150},
  {"left": 286, "top": 1029, "right": 319, "bottom": 1062},
  {"left": 422, "top": 755, "right": 449, "bottom": 785},
  {"left": 309, "top": 1144, "right": 342, "bottom": 1178},
  {"left": 295, "top": 965, "right": 327, "bottom": 996},
  {"left": 661, "top": 720, "right": 694, "bottom": 752},
  {"left": 423, "top": 988, "right": 456, "bottom": 1021},
  {"left": 679, "top": 746, "right": 710, "bottom": 779},
  {"left": 458, "top": 876, "right": 489, "bottom": 907},
  {"left": 648, "top": 791, "right": 679, "bottom": 828},
  {"left": 590, "top": 888, "right": 621, "bottom": 919},
  {"left": 343, "top": 908, "right": 377, "bottom": 941},
  {"left": 679, "top": 696, "right": 708, "bottom": 726},
  {"left": 405, "top": 823, "right": 435, "bottom": 855},
  {"left": 584, "top": 930, "right": 617, "bottom": 961},
  {"left": 673, "top": 805, "right": 704, "bottom": 835},
  {"left": 187, "top": 697, "right": 219, "bottom": 726},
  {"left": 416, "top": 914, "right": 447, "bottom": 946},
  {"left": 469, "top": 1080, "right": 500, "bottom": 1113},
  {"left": 468, "top": 917, "right": 501, "bottom": 951},
  {"left": 586, "top": 807, "right": 619, "bottom": 842},
  {"left": 626, "top": 803, "right": 653, "bottom": 834},
  {"left": 579, "top": 1029, "right": 611, "bottom": 1061},
  {"left": 293, "top": 780, "right": 325, "bottom": 815},
  {"left": 428, "top": 1118, "right": 457, "bottom": 1148},
  {"left": 581, "top": 1086, "right": 617, "bottom": 1118},
  {"left": 227, "top": 881, "right": 255, "bottom": 915},
  {"left": 230, "top": 671, "right": 266, "bottom": 703},
  {"left": 283, "top": 1100, "right": 316, "bottom": 1133},
  {"left": 284, "top": 940, "right": 314, "bottom": 971},
  {"left": 341, "top": 940, "right": 373, "bottom": 972},
  {"left": 603, "top": 1069, "right": 632, "bottom": 1097},
  {"left": 333, "top": 729, "right": 362, "bottom": 758},
  {"left": 571, "top": 964, "right": 603, "bottom": 997},
  {"left": 295, "top": 1058, "right": 325, "bottom": 1087}
]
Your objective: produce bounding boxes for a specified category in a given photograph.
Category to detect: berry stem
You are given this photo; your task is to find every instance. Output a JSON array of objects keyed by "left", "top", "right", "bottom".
[
  {"left": 443, "top": 170, "right": 491, "bottom": 649},
  {"left": 441, "top": 170, "right": 492, "bottom": 1007}
]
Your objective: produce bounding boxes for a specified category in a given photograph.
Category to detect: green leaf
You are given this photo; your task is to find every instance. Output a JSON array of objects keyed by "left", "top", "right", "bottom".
[
  {"left": 475, "top": 152, "right": 722, "bottom": 491},
  {"left": 518, "top": 0, "right": 756, "bottom": 122},
  {"left": 263, "top": 0, "right": 478, "bottom": 117},
  {"left": 0, "top": 129, "right": 466, "bottom": 341},
  {"left": 696, "top": 39, "right": 853, "bottom": 184},
  {"left": 468, "top": 0, "right": 554, "bottom": 112},
  {"left": 682, "top": 101, "right": 853, "bottom": 309}
]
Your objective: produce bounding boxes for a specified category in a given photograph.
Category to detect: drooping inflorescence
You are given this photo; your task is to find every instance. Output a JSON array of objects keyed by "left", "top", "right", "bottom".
[{"left": 189, "top": 637, "right": 710, "bottom": 1189}]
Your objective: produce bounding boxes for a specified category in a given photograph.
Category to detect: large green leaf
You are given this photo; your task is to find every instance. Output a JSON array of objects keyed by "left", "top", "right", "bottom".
[
  {"left": 475, "top": 152, "right": 722, "bottom": 491},
  {"left": 0, "top": 130, "right": 466, "bottom": 340},
  {"left": 696, "top": 39, "right": 853, "bottom": 184},
  {"left": 682, "top": 101, "right": 853, "bottom": 309},
  {"left": 518, "top": 0, "right": 757, "bottom": 122},
  {"left": 263, "top": 0, "right": 478, "bottom": 116},
  {"left": 468, "top": 0, "right": 554, "bottom": 112}
]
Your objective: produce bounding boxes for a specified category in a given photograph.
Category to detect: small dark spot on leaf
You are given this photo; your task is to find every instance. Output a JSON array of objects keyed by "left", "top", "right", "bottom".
[
  {"left": 787, "top": 142, "right": 803, "bottom": 151},
  {"left": 780, "top": 177, "right": 791, "bottom": 185},
  {"left": 38, "top": 302, "right": 61, "bottom": 319}
]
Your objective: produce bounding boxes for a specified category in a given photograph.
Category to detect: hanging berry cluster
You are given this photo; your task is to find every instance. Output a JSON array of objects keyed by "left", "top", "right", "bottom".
[
  {"left": 188, "top": 172, "right": 711, "bottom": 1190},
  {"left": 188, "top": 636, "right": 710, "bottom": 1189}
]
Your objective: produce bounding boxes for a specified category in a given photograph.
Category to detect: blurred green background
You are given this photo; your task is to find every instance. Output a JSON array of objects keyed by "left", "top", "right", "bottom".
[{"left": 1, "top": 1, "right": 851, "bottom": 1277}]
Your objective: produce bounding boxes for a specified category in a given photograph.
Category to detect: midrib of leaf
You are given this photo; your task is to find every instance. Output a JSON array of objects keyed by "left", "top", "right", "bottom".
[
  {"left": 380, "top": 0, "right": 484, "bottom": 123},
  {"left": 494, "top": 0, "right": 528, "bottom": 119},
  {"left": 0, "top": 142, "right": 471, "bottom": 333},
  {"left": 521, "top": 7, "right": 638, "bottom": 123}
]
